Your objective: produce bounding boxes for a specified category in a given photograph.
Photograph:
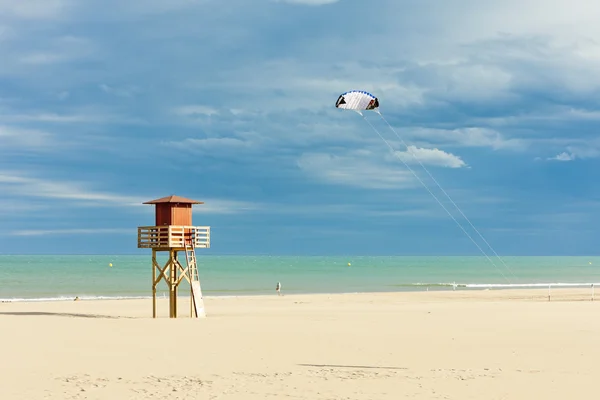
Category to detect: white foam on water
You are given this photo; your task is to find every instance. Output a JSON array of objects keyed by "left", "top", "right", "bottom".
[
  {"left": 0, "top": 295, "right": 152, "bottom": 303},
  {"left": 465, "top": 282, "right": 600, "bottom": 288},
  {"left": 1, "top": 282, "right": 598, "bottom": 303}
]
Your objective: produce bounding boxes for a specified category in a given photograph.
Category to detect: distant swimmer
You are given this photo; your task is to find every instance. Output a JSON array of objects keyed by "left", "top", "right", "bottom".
[{"left": 276, "top": 282, "right": 281, "bottom": 296}]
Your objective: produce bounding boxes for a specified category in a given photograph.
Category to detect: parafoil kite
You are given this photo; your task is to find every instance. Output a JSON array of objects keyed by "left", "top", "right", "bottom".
[{"left": 335, "top": 90, "right": 379, "bottom": 111}]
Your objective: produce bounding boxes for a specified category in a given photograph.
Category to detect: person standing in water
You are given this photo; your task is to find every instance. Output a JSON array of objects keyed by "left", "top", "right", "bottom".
[{"left": 276, "top": 282, "right": 281, "bottom": 296}]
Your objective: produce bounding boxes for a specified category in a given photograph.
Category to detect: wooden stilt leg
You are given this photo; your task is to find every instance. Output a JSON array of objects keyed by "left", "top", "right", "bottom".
[
  {"left": 152, "top": 249, "right": 157, "bottom": 318},
  {"left": 138, "top": 224, "right": 211, "bottom": 319},
  {"left": 170, "top": 251, "right": 176, "bottom": 318}
]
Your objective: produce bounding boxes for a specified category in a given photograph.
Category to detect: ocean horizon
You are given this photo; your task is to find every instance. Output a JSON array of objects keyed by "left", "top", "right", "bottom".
[{"left": 1, "top": 255, "right": 599, "bottom": 302}]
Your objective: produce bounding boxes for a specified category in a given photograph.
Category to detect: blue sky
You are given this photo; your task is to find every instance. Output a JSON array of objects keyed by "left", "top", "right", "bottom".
[{"left": 1, "top": 0, "right": 600, "bottom": 255}]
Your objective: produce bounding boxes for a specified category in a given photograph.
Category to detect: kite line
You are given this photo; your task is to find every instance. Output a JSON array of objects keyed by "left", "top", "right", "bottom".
[
  {"left": 375, "top": 110, "right": 518, "bottom": 281},
  {"left": 335, "top": 90, "right": 517, "bottom": 283}
]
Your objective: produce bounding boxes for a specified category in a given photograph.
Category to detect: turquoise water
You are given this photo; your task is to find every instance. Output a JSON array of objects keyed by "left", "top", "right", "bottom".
[{"left": 1, "top": 255, "right": 599, "bottom": 301}]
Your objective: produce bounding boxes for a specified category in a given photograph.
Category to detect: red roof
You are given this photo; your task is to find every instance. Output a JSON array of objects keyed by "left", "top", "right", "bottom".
[{"left": 143, "top": 195, "right": 204, "bottom": 205}]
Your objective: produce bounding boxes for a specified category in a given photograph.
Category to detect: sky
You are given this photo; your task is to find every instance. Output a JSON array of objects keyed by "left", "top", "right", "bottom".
[{"left": 1, "top": 0, "right": 600, "bottom": 256}]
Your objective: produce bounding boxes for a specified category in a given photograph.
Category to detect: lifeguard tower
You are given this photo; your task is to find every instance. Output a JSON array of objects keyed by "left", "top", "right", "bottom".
[{"left": 137, "top": 195, "right": 211, "bottom": 318}]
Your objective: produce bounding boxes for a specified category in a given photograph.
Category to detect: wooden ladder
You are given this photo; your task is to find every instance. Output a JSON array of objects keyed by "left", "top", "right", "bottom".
[
  {"left": 184, "top": 240, "right": 198, "bottom": 282},
  {"left": 185, "top": 232, "right": 205, "bottom": 317}
]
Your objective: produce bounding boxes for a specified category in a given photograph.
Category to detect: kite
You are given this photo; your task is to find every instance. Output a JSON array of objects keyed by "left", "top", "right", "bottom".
[{"left": 335, "top": 90, "right": 379, "bottom": 112}]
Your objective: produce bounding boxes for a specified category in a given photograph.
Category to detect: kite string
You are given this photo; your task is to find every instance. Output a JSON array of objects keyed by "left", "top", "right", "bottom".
[
  {"left": 375, "top": 110, "right": 518, "bottom": 281},
  {"left": 357, "top": 112, "right": 511, "bottom": 284}
]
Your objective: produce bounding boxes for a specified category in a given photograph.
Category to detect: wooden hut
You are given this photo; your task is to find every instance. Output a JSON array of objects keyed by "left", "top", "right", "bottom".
[{"left": 137, "top": 195, "right": 211, "bottom": 318}]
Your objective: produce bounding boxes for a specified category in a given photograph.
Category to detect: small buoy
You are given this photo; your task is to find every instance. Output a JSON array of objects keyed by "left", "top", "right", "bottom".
[{"left": 109, "top": 263, "right": 113, "bottom": 267}]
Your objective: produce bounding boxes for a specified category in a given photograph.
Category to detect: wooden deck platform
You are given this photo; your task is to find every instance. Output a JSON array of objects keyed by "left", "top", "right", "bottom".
[{"left": 137, "top": 225, "right": 210, "bottom": 249}]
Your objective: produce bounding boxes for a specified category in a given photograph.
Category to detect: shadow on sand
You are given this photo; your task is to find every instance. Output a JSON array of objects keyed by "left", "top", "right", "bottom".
[
  {"left": 0, "top": 311, "right": 133, "bottom": 319},
  {"left": 298, "top": 363, "right": 408, "bottom": 370}
]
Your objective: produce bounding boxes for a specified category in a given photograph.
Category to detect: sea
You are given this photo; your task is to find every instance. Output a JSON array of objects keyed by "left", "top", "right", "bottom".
[{"left": 1, "top": 255, "right": 599, "bottom": 302}]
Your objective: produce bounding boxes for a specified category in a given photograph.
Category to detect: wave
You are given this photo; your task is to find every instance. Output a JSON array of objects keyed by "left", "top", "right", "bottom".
[
  {"left": 465, "top": 282, "right": 600, "bottom": 288},
  {"left": 2, "top": 282, "right": 599, "bottom": 302},
  {"left": 0, "top": 294, "right": 253, "bottom": 303},
  {"left": 0, "top": 295, "right": 152, "bottom": 303},
  {"left": 391, "top": 282, "right": 600, "bottom": 289},
  {"left": 392, "top": 283, "right": 461, "bottom": 287}
]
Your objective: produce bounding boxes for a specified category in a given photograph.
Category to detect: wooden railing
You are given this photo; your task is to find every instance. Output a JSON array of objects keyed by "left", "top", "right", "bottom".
[{"left": 137, "top": 226, "right": 210, "bottom": 249}]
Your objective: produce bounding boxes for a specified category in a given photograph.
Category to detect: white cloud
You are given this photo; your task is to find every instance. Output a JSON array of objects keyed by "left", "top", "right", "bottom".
[
  {"left": 192, "top": 198, "right": 261, "bottom": 214},
  {"left": 392, "top": 146, "right": 467, "bottom": 168},
  {"left": 3, "top": 0, "right": 600, "bottom": 210},
  {"left": 468, "top": 107, "right": 600, "bottom": 129},
  {"left": 18, "top": 52, "right": 64, "bottom": 65},
  {"left": 0, "top": 171, "right": 145, "bottom": 206},
  {"left": 0, "top": 0, "right": 71, "bottom": 20},
  {"left": 0, "top": 125, "right": 51, "bottom": 149},
  {"left": 13, "top": 35, "right": 95, "bottom": 66},
  {"left": 297, "top": 152, "right": 417, "bottom": 189},
  {"left": 547, "top": 146, "right": 600, "bottom": 161},
  {"left": 163, "top": 129, "right": 269, "bottom": 158},
  {"left": 99, "top": 83, "right": 139, "bottom": 97},
  {"left": 255, "top": 201, "right": 442, "bottom": 219},
  {"left": 365, "top": 208, "right": 440, "bottom": 218},
  {"left": 188, "top": 58, "right": 422, "bottom": 114},
  {"left": 173, "top": 105, "right": 219, "bottom": 117},
  {"left": 562, "top": 108, "right": 600, "bottom": 121},
  {"left": 80, "top": 0, "right": 213, "bottom": 21},
  {"left": 0, "top": 0, "right": 212, "bottom": 23},
  {"left": 527, "top": 211, "right": 594, "bottom": 225},
  {"left": 407, "top": 127, "right": 527, "bottom": 151},
  {"left": 465, "top": 36, "right": 600, "bottom": 96},
  {"left": 6, "top": 113, "right": 90, "bottom": 123},
  {"left": 168, "top": 137, "right": 254, "bottom": 153},
  {"left": 1, "top": 111, "right": 147, "bottom": 125},
  {"left": 0, "top": 199, "right": 48, "bottom": 215},
  {"left": 0, "top": 170, "right": 262, "bottom": 214},
  {"left": 441, "top": 64, "right": 513, "bottom": 101},
  {"left": 548, "top": 152, "right": 575, "bottom": 162}
]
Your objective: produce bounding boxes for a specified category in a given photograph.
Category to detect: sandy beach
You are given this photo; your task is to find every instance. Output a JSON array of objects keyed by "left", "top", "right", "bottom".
[{"left": 1, "top": 288, "right": 599, "bottom": 399}]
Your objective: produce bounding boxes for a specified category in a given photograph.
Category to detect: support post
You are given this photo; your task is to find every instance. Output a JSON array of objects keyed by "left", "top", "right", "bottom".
[
  {"left": 152, "top": 249, "right": 157, "bottom": 318},
  {"left": 170, "top": 249, "right": 177, "bottom": 318}
]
